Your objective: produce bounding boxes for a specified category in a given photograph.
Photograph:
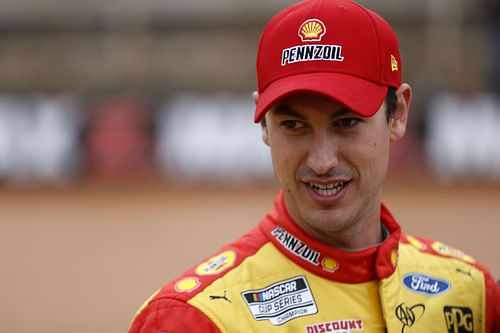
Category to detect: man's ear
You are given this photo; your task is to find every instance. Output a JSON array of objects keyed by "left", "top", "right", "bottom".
[
  {"left": 252, "top": 91, "right": 259, "bottom": 105},
  {"left": 254, "top": 91, "right": 270, "bottom": 146},
  {"left": 261, "top": 117, "right": 270, "bottom": 146},
  {"left": 390, "top": 83, "right": 412, "bottom": 141}
]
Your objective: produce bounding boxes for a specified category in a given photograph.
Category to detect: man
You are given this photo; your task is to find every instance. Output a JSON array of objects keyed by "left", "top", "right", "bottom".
[{"left": 130, "top": 1, "right": 500, "bottom": 332}]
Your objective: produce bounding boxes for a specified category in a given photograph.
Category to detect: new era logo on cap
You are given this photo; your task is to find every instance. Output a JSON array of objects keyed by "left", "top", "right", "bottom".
[
  {"left": 255, "top": 0, "right": 402, "bottom": 123},
  {"left": 391, "top": 54, "right": 399, "bottom": 72}
]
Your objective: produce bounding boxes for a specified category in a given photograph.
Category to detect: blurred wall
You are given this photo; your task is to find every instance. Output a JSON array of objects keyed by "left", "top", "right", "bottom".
[{"left": 0, "top": 0, "right": 499, "bottom": 185}]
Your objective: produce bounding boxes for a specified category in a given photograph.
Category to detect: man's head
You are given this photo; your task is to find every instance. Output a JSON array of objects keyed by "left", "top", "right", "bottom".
[
  {"left": 254, "top": 0, "right": 412, "bottom": 248},
  {"left": 254, "top": 0, "right": 404, "bottom": 123}
]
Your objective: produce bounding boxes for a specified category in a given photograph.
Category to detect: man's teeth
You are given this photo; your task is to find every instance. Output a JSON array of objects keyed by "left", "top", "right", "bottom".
[{"left": 310, "top": 182, "right": 344, "bottom": 196}]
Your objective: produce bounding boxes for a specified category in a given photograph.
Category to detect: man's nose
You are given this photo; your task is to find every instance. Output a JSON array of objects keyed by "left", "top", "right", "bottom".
[{"left": 306, "top": 135, "right": 339, "bottom": 176}]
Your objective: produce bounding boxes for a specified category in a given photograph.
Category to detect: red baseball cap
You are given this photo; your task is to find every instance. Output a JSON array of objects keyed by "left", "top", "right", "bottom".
[{"left": 255, "top": 0, "right": 402, "bottom": 123}]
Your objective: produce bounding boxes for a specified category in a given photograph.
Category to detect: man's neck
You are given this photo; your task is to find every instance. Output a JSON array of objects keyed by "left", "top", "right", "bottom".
[{"left": 296, "top": 217, "right": 384, "bottom": 250}]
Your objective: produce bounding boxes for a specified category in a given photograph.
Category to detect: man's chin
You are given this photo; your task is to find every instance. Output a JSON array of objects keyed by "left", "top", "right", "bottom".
[{"left": 298, "top": 206, "right": 349, "bottom": 229}]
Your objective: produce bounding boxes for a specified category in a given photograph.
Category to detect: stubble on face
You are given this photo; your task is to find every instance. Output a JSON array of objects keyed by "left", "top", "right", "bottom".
[{"left": 265, "top": 93, "right": 392, "bottom": 249}]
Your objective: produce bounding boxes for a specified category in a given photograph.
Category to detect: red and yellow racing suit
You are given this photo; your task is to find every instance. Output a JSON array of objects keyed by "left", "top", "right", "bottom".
[{"left": 130, "top": 192, "right": 500, "bottom": 333}]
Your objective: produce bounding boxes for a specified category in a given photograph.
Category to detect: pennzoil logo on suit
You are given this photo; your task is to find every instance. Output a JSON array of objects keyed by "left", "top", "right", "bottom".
[
  {"left": 271, "top": 227, "right": 340, "bottom": 274},
  {"left": 272, "top": 227, "right": 321, "bottom": 265}
]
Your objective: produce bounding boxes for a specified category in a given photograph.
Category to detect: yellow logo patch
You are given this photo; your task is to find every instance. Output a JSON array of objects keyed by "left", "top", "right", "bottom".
[
  {"left": 196, "top": 250, "right": 236, "bottom": 276},
  {"left": 431, "top": 241, "right": 475, "bottom": 264},
  {"left": 321, "top": 257, "right": 339, "bottom": 273},
  {"left": 174, "top": 277, "right": 201, "bottom": 293}
]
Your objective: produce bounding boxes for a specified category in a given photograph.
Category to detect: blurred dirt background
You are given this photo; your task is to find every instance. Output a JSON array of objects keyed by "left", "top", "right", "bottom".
[
  {"left": 0, "top": 1, "right": 499, "bottom": 332},
  {"left": 0, "top": 182, "right": 498, "bottom": 333}
]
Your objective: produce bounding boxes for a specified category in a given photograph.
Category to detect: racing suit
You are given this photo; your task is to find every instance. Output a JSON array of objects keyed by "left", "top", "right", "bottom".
[{"left": 130, "top": 191, "right": 500, "bottom": 333}]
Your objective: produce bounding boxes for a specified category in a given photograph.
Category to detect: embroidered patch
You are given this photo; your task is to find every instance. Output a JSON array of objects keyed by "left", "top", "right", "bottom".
[
  {"left": 272, "top": 227, "right": 320, "bottom": 266},
  {"left": 321, "top": 257, "right": 339, "bottom": 273},
  {"left": 174, "top": 277, "right": 200, "bottom": 293},
  {"left": 195, "top": 250, "right": 236, "bottom": 276},
  {"left": 281, "top": 18, "right": 343, "bottom": 66},
  {"left": 281, "top": 44, "right": 344, "bottom": 66},
  {"left": 443, "top": 306, "right": 473, "bottom": 333},
  {"left": 241, "top": 276, "right": 317, "bottom": 325},
  {"left": 431, "top": 241, "right": 475, "bottom": 264},
  {"left": 298, "top": 19, "right": 327, "bottom": 42},
  {"left": 403, "top": 273, "right": 451, "bottom": 296},
  {"left": 305, "top": 319, "right": 364, "bottom": 333},
  {"left": 391, "top": 54, "right": 399, "bottom": 72}
]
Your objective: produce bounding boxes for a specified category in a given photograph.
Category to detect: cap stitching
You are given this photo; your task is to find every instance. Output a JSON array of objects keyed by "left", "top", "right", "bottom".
[{"left": 256, "top": 3, "right": 303, "bottom": 91}]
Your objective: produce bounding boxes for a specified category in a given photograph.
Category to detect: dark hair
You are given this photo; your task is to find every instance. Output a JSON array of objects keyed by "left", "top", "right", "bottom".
[
  {"left": 385, "top": 86, "right": 398, "bottom": 122},
  {"left": 260, "top": 87, "right": 398, "bottom": 127}
]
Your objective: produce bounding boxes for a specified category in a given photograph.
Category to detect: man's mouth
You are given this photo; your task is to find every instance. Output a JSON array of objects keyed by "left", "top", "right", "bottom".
[{"left": 308, "top": 182, "right": 345, "bottom": 196}]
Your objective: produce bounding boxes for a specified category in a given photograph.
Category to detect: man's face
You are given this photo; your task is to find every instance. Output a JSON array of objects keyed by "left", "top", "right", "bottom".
[{"left": 262, "top": 91, "right": 407, "bottom": 247}]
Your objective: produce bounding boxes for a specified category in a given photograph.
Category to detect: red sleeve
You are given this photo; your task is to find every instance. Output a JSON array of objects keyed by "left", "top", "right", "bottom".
[
  {"left": 129, "top": 298, "right": 221, "bottom": 333},
  {"left": 491, "top": 278, "right": 500, "bottom": 333},
  {"left": 482, "top": 268, "right": 500, "bottom": 333}
]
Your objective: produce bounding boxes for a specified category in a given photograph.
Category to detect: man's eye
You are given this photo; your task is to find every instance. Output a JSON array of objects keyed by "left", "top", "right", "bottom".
[
  {"left": 336, "top": 118, "right": 360, "bottom": 128},
  {"left": 281, "top": 120, "right": 304, "bottom": 129}
]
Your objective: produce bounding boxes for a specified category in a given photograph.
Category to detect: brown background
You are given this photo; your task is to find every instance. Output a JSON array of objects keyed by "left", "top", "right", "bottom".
[{"left": 0, "top": 182, "right": 498, "bottom": 333}]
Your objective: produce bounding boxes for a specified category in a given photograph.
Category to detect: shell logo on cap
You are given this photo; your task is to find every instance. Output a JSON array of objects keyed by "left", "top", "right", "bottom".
[{"left": 299, "top": 19, "right": 327, "bottom": 42}]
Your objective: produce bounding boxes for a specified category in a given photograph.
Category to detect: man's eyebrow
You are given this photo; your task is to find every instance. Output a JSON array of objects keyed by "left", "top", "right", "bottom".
[
  {"left": 271, "top": 104, "right": 306, "bottom": 120},
  {"left": 272, "top": 104, "right": 357, "bottom": 120},
  {"left": 331, "top": 107, "right": 358, "bottom": 119}
]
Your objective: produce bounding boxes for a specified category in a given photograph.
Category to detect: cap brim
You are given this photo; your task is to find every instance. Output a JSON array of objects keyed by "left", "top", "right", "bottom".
[{"left": 255, "top": 72, "right": 389, "bottom": 123}]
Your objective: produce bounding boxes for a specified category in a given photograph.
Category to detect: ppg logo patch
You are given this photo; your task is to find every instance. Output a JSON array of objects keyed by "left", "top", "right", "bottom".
[
  {"left": 241, "top": 276, "right": 317, "bottom": 326},
  {"left": 443, "top": 306, "right": 473, "bottom": 333}
]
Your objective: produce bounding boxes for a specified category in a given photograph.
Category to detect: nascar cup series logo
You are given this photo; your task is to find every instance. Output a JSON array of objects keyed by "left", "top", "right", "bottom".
[
  {"left": 282, "top": 18, "right": 344, "bottom": 66},
  {"left": 241, "top": 276, "right": 317, "bottom": 326}
]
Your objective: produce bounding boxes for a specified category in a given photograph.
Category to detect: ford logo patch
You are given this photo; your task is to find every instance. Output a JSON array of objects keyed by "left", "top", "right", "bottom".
[{"left": 403, "top": 273, "right": 451, "bottom": 296}]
